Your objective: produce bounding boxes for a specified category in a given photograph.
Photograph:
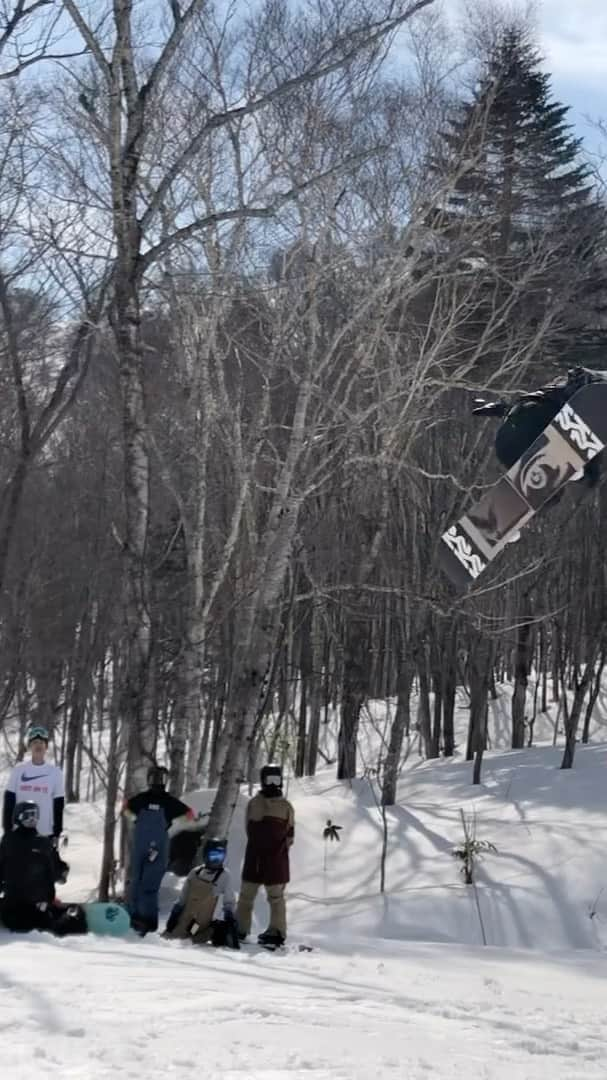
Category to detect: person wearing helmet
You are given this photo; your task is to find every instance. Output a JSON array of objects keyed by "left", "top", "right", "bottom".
[
  {"left": 0, "top": 802, "right": 86, "bottom": 936},
  {"left": 123, "top": 764, "right": 197, "bottom": 935},
  {"left": 2, "top": 726, "right": 67, "bottom": 882},
  {"left": 163, "top": 836, "right": 238, "bottom": 948},
  {"left": 236, "top": 763, "right": 295, "bottom": 947},
  {"left": 0, "top": 801, "right": 57, "bottom": 931}
]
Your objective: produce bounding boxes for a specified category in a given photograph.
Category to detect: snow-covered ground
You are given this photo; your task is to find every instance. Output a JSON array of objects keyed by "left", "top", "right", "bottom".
[{"left": 2, "top": 686, "right": 607, "bottom": 1078}]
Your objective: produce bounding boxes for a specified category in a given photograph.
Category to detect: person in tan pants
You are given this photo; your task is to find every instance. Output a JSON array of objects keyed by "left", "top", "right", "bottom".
[{"left": 236, "top": 763, "right": 294, "bottom": 947}]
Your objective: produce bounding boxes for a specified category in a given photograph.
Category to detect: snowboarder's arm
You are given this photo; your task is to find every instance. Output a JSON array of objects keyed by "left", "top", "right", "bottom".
[
  {"left": 53, "top": 797, "right": 64, "bottom": 838},
  {"left": 41, "top": 837, "right": 57, "bottom": 900},
  {"left": 219, "top": 868, "right": 236, "bottom": 915},
  {"left": 287, "top": 801, "right": 295, "bottom": 846},
  {"left": 122, "top": 792, "right": 144, "bottom": 822},
  {"left": 164, "top": 794, "right": 196, "bottom": 829},
  {"left": 2, "top": 789, "right": 15, "bottom": 834}
]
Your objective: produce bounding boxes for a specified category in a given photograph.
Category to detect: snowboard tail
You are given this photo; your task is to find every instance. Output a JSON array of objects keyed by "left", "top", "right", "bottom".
[
  {"left": 441, "top": 384, "right": 607, "bottom": 589},
  {"left": 85, "top": 902, "right": 131, "bottom": 937}
]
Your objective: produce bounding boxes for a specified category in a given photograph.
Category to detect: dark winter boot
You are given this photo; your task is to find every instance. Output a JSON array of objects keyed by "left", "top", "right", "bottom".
[{"left": 258, "top": 928, "right": 285, "bottom": 949}]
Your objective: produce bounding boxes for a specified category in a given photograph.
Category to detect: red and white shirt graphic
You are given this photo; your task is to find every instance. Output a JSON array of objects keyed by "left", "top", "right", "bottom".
[{"left": 6, "top": 761, "right": 64, "bottom": 836}]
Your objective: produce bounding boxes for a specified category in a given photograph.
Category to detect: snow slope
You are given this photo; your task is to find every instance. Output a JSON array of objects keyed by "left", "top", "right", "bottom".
[
  {"left": 2, "top": 688, "right": 607, "bottom": 1077},
  {"left": 2, "top": 933, "right": 607, "bottom": 1080}
]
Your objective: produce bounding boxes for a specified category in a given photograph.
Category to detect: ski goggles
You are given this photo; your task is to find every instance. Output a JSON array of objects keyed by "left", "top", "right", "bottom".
[
  {"left": 17, "top": 806, "right": 40, "bottom": 827},
  {"left": 205, "top": 848, "right": 226, "bottom": 867},
  {"left": 27, "top": 725, "right": 49, "bottom": 744},
  {"left": 263, "top": 771, "right": 282, "bottom": 786}
]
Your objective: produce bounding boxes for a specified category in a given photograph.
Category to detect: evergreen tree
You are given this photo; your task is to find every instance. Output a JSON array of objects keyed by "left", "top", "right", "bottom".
[{"left": 426, "top": 26, "right": 607, "bottom": 371}]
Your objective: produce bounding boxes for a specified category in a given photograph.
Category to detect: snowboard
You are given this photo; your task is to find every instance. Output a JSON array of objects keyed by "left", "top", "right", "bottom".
[
  {"left": 440, "top": 382, "right": 607, "bottom": 589},
  {"left": 85, "top": 902, "right": 131, "bottom": 937}
]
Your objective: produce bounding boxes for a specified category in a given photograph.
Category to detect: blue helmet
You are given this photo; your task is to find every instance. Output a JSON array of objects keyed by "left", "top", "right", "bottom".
[{"left": 202, "top": 837, "right": 227, "bottom": 870}]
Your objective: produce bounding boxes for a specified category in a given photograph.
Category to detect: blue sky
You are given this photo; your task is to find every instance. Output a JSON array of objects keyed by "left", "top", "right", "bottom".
[{"left": 538, "top": 1, "right": 607, "bottom": 154}]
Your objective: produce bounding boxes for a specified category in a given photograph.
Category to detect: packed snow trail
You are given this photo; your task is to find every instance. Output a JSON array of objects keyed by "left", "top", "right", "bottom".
[{"left": 1, "top": 931, "right": 606, "bottom": 1080}]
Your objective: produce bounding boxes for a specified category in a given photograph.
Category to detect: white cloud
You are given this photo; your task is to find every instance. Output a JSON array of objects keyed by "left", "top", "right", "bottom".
[{"left": 539, "top": 1, "right": 607, "bottom": 85}]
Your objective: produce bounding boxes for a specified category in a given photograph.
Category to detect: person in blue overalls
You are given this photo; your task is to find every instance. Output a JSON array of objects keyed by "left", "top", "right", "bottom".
[{"left": 123, "top": 766, "right": 194, "bottom": 935}]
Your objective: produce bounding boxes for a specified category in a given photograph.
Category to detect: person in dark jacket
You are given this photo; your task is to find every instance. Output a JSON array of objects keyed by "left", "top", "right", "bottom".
[
  {"left": 0, "top": 801, "right": 57, "bottom": 932},
  {"left": 0, "top": 801, "right": 87, "bottom": 936},
  {"left": 123, "top": 765, "right": 196, "bottom": 934},
  {"left": 236, "top": 763, "right": 295, "bottom": 947}
]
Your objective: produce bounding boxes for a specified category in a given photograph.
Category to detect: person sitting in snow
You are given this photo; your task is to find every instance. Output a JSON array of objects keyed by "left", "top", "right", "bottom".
[
  {"left": 123, "top": 765, "right": 197, "bottom": 935},
  {"left": 0, "top": 801, "right": 85, "bottom": 936},
  {"left": 163, "top": 836, "right": 239, "bottom": 948},
  {"left": 236, "top": 763, "right": 295, "bottom": 948}
]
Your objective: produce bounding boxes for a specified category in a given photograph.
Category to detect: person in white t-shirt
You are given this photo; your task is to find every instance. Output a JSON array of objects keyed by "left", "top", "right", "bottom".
[{"left": 3, "top": 726, "right": 65, "bottom": 846}]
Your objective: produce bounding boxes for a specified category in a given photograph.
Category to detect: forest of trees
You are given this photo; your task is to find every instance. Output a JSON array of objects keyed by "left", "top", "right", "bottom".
[{"left": 1, "top": 1, "right": 607, "bottom": 894}]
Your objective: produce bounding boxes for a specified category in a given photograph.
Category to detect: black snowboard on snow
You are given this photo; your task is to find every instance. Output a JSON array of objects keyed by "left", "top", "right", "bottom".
[{"left": 440, "top": 382, "right": 607, "bottom": 589}]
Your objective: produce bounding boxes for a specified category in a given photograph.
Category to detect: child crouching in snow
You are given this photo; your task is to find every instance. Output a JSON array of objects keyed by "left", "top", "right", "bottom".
[{"left": 163, "top": 837, "right": 239, "bottom": 948}]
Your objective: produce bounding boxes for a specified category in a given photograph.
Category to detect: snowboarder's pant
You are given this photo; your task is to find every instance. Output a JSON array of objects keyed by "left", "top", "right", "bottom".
[
  {"left": 128, "top": 832, "right": 169, "bottom": 931},
  {"left": 164, "top": 878, "right": 217, "bottom": 940},
  {"left": 236, "top": 881, "right": 287, "bottom": 937}
]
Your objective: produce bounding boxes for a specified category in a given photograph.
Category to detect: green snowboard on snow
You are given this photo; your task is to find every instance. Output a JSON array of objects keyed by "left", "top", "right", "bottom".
[{"left": 85, "top": 902, "right": 131, "bottom": 937}]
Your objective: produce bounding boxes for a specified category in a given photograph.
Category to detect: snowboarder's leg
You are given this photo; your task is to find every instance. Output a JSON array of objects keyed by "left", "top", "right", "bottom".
[
  {"left": 264, "top": 883, "right": 287, "bottom": 940},
  {"left": 236, "top": 880, "right": 259, "bottom": 937}
]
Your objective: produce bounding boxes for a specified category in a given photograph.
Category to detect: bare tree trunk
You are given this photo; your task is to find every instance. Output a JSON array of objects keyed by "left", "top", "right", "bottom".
[
  {"left": 562, "top": 648, "right": 599, "bottom": 768},
  {"left": 306, "top": 597, "right": 325, "bottom": 776},
  {"left": 337, "top": 617, "right": 367, "bottom": 780},
  {"left": 381, "top": 662, "right": 414, "bottom": 806},
  {"left": 417, "top": 647, "right": 433, "bottom": 758},
  {"left": 512, "top": 593, "right": 533, "bottom": 749},
  {"left": 98, "top": 650, "right": 122, "bottom": 901}
]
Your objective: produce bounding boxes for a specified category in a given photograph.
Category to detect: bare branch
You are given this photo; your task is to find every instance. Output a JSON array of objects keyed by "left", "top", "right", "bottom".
[
  {"left": 63, "top": 0, "right": 111, "bottom": 79},
  {"left": 141, "top": 0, "right": 436, "bottom": 231},
  {"left": 138, "top": 150, "right": 380, "bottom": 272},
  {"left": 0, "top": 0, "right": 52, "bottom": 57}
]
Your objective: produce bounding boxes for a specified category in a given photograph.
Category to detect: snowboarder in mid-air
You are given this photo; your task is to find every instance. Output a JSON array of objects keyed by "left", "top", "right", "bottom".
[
  {"left": 472, "top": 365, "right": 606, "bottom": 488},
  {"left": 236, "top": 763, "right": 295, "bottom": 948},
  {"left": 123, "top": 765, "right": 196, "bottom": 935},
  {"left": 163, "top": 836, "right": 239, "bottom": 947}
]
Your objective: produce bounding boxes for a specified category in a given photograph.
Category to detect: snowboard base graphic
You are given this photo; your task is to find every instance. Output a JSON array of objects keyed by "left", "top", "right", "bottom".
[
  {"left": 440, "top": 383, "right": 607, "bottom": 589},
  {"left": 85, "top": 902, "right": 131, "bottom": 937}
]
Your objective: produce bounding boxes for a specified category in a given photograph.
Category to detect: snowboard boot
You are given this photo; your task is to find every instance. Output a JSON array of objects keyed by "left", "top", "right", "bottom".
[{"left": 257, "top": 928, "right": 285, "bottom": 949}]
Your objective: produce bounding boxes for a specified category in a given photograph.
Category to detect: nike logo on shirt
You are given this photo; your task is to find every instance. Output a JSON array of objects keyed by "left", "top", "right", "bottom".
[{"left": 21, "top": 772, "right": 49, "bottom": 782}]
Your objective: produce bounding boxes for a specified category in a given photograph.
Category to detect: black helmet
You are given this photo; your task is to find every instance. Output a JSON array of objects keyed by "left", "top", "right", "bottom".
[
  {"left": 202, "top": 837, "right": 227, "bottom": 871},
  {"left": 147, "top": 765, "right": 168, "bottom": 789},
  {"left": 260, "top": 763, "right": 283, "bottom": 792},
  {"left": 13, "top": 801, "right": 40, "bottom": 829}
]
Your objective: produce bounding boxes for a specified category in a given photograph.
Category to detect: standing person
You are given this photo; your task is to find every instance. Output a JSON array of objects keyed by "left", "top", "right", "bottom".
[
  {"left": 2, "top": 726, "right": 67, "bottom": 882},
  {"left": 123, "top": 765, "right": 195, "bottom": 935},
  {"left": 236, "top": 763, "right": 295, "bottom": 947}
]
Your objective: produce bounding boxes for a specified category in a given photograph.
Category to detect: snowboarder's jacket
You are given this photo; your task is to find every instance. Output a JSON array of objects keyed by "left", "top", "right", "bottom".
[
  {"left": 0, "top": 826, "right": 56, "bottom": 907},
  {"left": 123, "top": 788, "right": 195, "bottom": 831},
  {"left": 242, "top": 791, "right": 295, "bottom": 885},
  {"left": 164, "top": 864, "right": 236, "bottom": 940}
]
